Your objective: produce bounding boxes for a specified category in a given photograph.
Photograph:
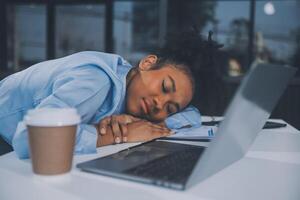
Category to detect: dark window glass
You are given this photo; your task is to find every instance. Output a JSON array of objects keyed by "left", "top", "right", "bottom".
[
  {"left": 202, "top": 1, "right": 250, "bottom": 76},
  {"left": 114, "top": 1, "right": 160, "bottom": 65},
  {"left": 167, "top": 1, "right": 250, "bottom": 115},
  {"left": 7, "top": 5, "right": 46, "bottom": 71},
  {"left": 254, "top": 0, "right": 300, "bottom": 76},
  {"left": 55, "top": 5, "right": 106, "bottom": 58},
  {"left": 113, "top": 2, "right": 133, "bottom": 61}
]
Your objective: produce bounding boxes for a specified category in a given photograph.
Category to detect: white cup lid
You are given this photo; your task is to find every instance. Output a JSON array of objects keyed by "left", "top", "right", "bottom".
[{"left": 25, "top": 108, "right": 81, "bottom": 127}]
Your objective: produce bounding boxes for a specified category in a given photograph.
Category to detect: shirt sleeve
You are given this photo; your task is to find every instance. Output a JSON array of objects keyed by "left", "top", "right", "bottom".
[
  {"left": 164, "top": 105, "right": 202, "bottom": 130},
  {"left": 12, "top": 65, "right": 111, "bottom": 159}
]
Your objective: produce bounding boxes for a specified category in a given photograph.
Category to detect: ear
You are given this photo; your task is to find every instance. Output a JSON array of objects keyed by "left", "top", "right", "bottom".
[{"left": 138, "top": 55, "right": 158, "bottom": 71}]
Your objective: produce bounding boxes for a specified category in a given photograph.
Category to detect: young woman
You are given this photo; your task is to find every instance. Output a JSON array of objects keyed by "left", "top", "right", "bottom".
[{"left": 0, "top": 30, "right": 220, "bottom": 158}]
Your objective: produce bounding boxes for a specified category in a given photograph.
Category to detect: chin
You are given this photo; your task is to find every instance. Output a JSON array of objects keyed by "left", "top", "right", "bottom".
[
  {"left": 126, "top": 104, "right": 140, "bottom": 117},
  {"left": 127, "top": 107, "right": 148, "bottom": 120}
]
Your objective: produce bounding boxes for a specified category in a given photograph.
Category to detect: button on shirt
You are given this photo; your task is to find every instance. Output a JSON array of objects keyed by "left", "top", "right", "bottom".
[{"left": 0, "top": 51, "right": 201, "bottom": 158}]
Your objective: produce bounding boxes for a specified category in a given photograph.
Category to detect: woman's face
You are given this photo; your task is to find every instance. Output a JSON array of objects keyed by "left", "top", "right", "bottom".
[{"left": 125, "top": 56, "right": 193, "bottom": 122}]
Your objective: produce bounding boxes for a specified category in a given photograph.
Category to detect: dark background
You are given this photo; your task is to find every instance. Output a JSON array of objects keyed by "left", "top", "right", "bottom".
[{"left": 0, "top": 0, "right": 299, "bottom": 130}]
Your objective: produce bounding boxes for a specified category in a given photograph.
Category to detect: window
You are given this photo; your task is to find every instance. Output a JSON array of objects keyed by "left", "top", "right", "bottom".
[
  {"left": 7, "top": 4, "right": 46, "bottom": 71},
  {"left": 56, "top": 5, "right": 106, "bottom": 58},
  {"left": 114, "top": 1, "right": 160, "bottom": 65},
  {"left": 254, "top": 0, "right": 300, "bottom": 76},
  {"left": 202, "top": 1, "right": 251, "bottom": 76}
]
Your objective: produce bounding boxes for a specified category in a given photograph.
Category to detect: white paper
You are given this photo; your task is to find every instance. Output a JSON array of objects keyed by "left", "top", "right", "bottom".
[{"left": 169, "top": 125, "right": 218, "bottom": 139}]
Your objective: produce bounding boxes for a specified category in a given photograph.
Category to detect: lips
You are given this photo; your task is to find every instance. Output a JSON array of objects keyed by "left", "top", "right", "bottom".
[{"left": 141, "top": 98, "right": 150, "bottom": 115}]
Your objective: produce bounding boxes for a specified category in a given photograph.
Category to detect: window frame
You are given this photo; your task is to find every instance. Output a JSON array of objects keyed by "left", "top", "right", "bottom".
[{"left": 0, "top": 0, "right": 274, "bottom": 74}]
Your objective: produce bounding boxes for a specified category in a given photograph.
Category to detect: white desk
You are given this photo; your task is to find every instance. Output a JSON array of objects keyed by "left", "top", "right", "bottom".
[{"left": 1, "top": 120, "right": 300, "bottom": 200}]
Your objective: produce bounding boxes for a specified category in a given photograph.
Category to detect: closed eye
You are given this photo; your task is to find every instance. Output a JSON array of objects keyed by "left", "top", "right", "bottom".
[
  {"left": 163, "top": 76, "right": 176, "bottom": 94},
  {"left": 162, "top": 79, "right": 168, "bottom": 93},
  {"left": 167, "top": 103, "right": 178, "bottom": 115},
  {"left": 167, "top": 104, "right": 172, "bottom": 114}
]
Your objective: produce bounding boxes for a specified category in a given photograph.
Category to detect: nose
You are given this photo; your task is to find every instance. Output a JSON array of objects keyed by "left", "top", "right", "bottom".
[{"left": 153, "top": 95, "right": 168, "bottom": 111}]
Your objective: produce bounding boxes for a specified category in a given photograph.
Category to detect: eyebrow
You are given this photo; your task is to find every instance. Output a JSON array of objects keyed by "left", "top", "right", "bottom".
[
  {"left": 167, "top": 75, "right": 181, "bottom": 112},
  {"left": 168, "top": 75, "right": 176, "bottom": 92}
]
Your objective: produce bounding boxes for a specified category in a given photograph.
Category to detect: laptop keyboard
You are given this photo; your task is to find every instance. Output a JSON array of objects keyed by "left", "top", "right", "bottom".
[{"left": 124, "top": 147, "right": 204, "bottom": 185}]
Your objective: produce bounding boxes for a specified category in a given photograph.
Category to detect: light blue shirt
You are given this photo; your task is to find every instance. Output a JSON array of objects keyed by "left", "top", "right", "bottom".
[{"left": 0, "top": 51, "right": 201, "bottom": 158}]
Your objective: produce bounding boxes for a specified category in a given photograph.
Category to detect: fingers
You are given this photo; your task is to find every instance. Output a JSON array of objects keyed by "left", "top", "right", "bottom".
[
  {"left": 99, "top": 117, "right": 173, "bottom": 144},
  {"left": 111, "top": 116, "right": 122, "bottom": 144},
  {"left": 98, "top": 116, "right": 112, "bottom": 135},
  {"left": 99, "top": 114, "right": 139, "bottom": 135},
  {"left": 120, "top": 123, "right": 128, "bottom": 142},
  {"left": 122, "top": 115, "right": 141, "bottom": 124},
  {"left": 128, "top": 115, "right": 142, "bottom": 122},
  {"left": 148, "top": 122, "right": 171, "bottom": 132},
  {"left": 153, "top": 124, "right": 170, "bottom": 131},
  {"left": 99, "top": 115, "right": 136, "bottom": 144},
  {"left": 149, "top": 125, "right": 172, "bottom": 138},
  {"left": 136, "top": 120, "right": 171, "bottom": 135}
]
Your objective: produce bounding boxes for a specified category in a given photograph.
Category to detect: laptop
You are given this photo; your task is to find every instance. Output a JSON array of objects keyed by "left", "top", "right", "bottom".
[{"left": 77, "top": 63, "right": 297, "bottom": 190}]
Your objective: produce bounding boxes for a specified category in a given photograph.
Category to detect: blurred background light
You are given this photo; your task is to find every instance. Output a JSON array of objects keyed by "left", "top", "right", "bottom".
[{"left": 264, "top": 2, "right": 275, "bottom": 15}]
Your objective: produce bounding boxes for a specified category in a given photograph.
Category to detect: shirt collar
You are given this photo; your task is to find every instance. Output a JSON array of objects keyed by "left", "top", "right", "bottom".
[{"left": 115, "top": 58, "right": 133, "bottom": 113}]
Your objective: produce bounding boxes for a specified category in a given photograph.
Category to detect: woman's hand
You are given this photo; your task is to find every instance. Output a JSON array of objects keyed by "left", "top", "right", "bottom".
[
  {"left": 96, "top": 119, "right": 173, "bottom": 146},
  {"left": 126, "top": 120, "right": 172, "bottom": 142},
  {"left": 97, "top": 114, "right": 141, "bottom": 143}
]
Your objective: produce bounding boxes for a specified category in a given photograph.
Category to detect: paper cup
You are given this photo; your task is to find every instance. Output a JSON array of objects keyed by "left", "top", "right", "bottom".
[{"left": 25, "top": 108, "right": 80, "bottom": 175}]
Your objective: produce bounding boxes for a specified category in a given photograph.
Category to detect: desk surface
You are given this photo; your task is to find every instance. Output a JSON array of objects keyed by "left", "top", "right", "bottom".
[{"left": 1, "top": 120, "right": 300, "bottom": 200}]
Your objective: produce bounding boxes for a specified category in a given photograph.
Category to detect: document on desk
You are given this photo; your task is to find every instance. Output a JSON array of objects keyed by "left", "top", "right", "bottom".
[{"left": 166, "top": 125, "right": 218, "bottom": 140}]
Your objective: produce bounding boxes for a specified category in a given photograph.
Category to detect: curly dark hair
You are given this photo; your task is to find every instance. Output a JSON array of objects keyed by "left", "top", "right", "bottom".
[{"left": 152, "top": 27, "right": 223, "bottom": 113}]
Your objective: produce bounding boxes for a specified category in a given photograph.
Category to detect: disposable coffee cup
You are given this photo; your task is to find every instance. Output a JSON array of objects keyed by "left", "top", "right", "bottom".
[{"left": 25, "top": 108, "right": 81, "bottom": 175}]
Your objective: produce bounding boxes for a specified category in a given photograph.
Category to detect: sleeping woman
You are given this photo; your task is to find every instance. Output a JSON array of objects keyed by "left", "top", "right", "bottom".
[{"left": 0, "top": 29, "right": 221, "bottom": 158}]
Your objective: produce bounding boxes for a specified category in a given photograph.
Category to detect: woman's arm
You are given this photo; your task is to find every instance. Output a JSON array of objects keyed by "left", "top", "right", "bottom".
[
  {"left": 164, "top": 105, "right": 202, "bottom": 130},
  {"left": 96, "top": 120, "right": 171, "bottom": 147},
  {"left": 12, "top": 65, "right": 112, "bottom": 158}
]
